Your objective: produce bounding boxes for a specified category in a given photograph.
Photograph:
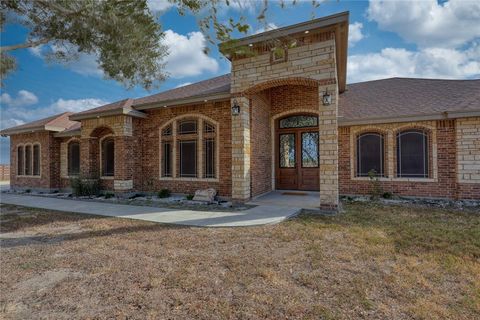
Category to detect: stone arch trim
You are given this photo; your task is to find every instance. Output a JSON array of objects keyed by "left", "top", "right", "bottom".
[
  {"left": 88, "top": 125, "right": 115, "bottom": 138},
  {"left": 243, "top": 77, "right": 334, "bottom": 96},
  {"left": 158, "top": 113, "right": 219, "bottom": 132}
]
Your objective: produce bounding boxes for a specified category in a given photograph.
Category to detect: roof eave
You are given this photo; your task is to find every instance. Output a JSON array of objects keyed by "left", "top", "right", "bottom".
[
  {"left": 54, "top": 129, "right": 81, "bottom": 137},
  {"left": 338, "top": 110, "right": 480, "bottom": 126},
  {"left": 0, "top": 125, "right": 65, "bottom": 137},
  {"left": 69, "top": 108, "right": 147, "bottom": 121},
  {"left": 134, "top": 92, "right": 232, "bottom": 111}
]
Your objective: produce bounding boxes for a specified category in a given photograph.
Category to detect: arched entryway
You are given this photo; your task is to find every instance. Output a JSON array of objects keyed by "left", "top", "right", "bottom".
[{"left": 275, "top": 114, "right": 320, "bottom": 191}]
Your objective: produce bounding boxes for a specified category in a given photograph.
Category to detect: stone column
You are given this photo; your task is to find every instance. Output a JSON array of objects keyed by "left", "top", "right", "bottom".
[
  {"left": 318, "top": 84, "right": 339, "bottom": 211},
  {"left": 231, "top": 96, "right": 251, "bottom": 202},
  {"left": 114, "top": 135, "right": 134, "bottom": 191}
]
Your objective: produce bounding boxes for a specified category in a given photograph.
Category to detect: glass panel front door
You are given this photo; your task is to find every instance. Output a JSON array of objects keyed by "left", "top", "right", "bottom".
[
  {"left": 301, "top": 132, "right": 319, "bottom": 167},
  {"left": 279, "top": 134, "right": 295, "bottom": 168}
]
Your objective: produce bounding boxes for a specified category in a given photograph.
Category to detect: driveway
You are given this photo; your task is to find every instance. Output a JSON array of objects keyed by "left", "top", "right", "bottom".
[{"left": 0, "top": 193, "right": 300, "bottom": 227}]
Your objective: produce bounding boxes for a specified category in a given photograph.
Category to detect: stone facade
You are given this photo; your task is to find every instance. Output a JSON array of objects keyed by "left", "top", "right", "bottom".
[{"left": 230, "top": 30, "right": 340, "bottom": 208}]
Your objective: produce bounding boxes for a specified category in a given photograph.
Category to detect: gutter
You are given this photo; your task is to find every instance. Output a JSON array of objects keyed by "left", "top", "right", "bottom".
[
  {"left": 338, "top": 110, "right": 480, "bottom": 126},
  {"left": 69, "top": 107, "right": 147, "bottom": 121},
  {"left": 134, "top": 92, "right": 231, "bottom": 111},
  {"left": 54, "top": 129, "right": 81, "bottom": 138},
  {"left": 0, "top": 125, "right": 64, "bottom": 137}
]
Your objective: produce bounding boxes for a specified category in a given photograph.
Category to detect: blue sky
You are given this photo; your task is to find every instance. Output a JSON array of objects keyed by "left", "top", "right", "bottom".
[{"left": 1, "top": 0, "right": 479, "bottom": 163}]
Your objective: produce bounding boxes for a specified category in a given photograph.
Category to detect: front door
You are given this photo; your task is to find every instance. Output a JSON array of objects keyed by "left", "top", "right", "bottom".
[{"left": 276, "top": 115, "right": 319, "bottom": 191}]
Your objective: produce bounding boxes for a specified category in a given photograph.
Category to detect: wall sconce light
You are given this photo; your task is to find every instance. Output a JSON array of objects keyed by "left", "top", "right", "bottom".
[
  {"left": 322, "top": 89, "right": 332, "bottom": 106},
  {"left": 232, "top": 99, "right": 240, "bottom": 115}
]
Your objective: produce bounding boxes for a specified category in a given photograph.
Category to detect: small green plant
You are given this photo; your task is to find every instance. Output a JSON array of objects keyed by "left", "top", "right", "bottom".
[
  {"left": 25, "top": 189, "right": 31, "bottom": 193},
  {"left": 157, "top": 189, "right": 171, "bottom": 198},
  {"left": 104, "top": 192, "right": 115, "bottom": 199},
  {"left": 70, "top": 176, "right": 100, "bottom": 197},
  {"left": 129, "top": 193, "right": 145, "bottom": 199},
  {"left": 368, "top": 169, "right": 382, "bottom": 200},
  {"left": 382, "top": 192, "right": 393, "bottom": 199},
  {"left": 186, "top": 194, "right": 194, "bottom": 200}
]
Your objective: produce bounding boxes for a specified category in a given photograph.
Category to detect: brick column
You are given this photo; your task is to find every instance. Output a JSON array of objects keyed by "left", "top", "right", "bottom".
[
  {"left": 114, "top": 135, "right": 134, "bottom": 191},
  {"left": 80, "top": 137, "right": 98, "bottom": 178},
  {"left": 318, "top": 84, "right": 339, "bottom": 211},
  {"left": 231, "top": 96, "right": 251, "bottom": 201}
]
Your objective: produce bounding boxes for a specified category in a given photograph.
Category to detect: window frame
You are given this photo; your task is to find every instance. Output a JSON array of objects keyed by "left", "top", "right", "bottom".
[
  {"left": 17, "top": 145, "right": 24, "bottom": 176},
  {"left": 159, "top": 116, "right": 218, "bottom": 181},
  {"left": 356, "top": 132, "right": 385, "bottom": 177},
  {"left": 16, "top": 143, "right": 41, "bottom": 177},
  {"left": 68, "top": 140, "right": 81, "bottom": 177},
  {"left": 101, "top": 136, "right": 115, "bottom": 177},
  {"left": 396, "top": 129, "right": 429, "bottom": 178}
]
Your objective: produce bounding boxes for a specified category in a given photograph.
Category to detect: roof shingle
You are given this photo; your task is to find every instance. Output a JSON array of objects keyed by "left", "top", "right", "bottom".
[{"left": 339, "top": 78, "right": 480, "bottom": 122}]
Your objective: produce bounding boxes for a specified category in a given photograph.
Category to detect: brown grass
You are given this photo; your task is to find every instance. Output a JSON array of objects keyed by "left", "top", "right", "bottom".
[{"left": 1, "top": 202, "right": 479, "bottom": 319}]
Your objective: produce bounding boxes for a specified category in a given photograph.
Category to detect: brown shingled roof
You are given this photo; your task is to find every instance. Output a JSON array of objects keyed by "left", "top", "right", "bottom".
[
  {"left": 133, "top": 74, "right": 231, "bottom": 108},
  {"left": 0, "top": 112, "right": 79, "bottom": 136},
  {"left": 70, "top": 98, "right": 131, "bottom": 118},
  {"left": 339, "top": 78, "right": 480, "bottom": 123}
]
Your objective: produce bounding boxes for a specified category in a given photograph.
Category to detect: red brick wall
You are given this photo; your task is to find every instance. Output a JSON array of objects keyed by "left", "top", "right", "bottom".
[
  {"left": 10, "top": 132, "right": 56, "bottom": 190},
  {"left": 339, "top": 120, "right": 479, "bottom": 200},
  {"left": 137, "top": 100, "right": 232, "bottom": 197}
]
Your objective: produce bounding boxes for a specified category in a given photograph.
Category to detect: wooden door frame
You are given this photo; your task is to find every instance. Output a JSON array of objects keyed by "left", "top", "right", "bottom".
[{"left": 274, "top": 113, "right": 320, "bottom": 190}]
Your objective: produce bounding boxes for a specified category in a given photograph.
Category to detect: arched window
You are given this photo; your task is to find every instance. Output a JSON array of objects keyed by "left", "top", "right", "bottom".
[
  {"left": 25, "top": 145, "right": 32, "bottom": 175},
  {"left": 160, "top": 117, "right": 217, "bottom": 179},
  {"left": 102, "top": 137, "right": 115, "bottom": 176},
  {"left": 397, "top": 129, "right": 429, "bottom": 178},
  {"left": 357, "top": 133, "right": 384, "bottom": 177},
  {"left": 204, "top": 121, "right": 216, "bottom": 178},
  {"left": 17, "top": 146, "right": 24, "bottom": 175},
  {"left": 68, "top": 141, "right": 80, "bottom": 176},
  {"left": 279, "top": 115, "right": 318, "bottom": 128},
  {"left": 33, "top": 144, "right": 40, "bottom": 176}
]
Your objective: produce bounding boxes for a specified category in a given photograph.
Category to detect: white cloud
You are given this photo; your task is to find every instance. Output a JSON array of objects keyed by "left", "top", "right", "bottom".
[
  {"left": 147, "top": 0, "right": 174, "bottom": 12},
  {"left": 348, "top": 22, "right": 364, "bottom": 46},
  {"left": 0, "top": 93, "right": 107, "bottom": 130},
  {"left": 347, "top": 44, "right": 480, "bottom": 83},
  {"left": 367, "top": 0, "right": 480, "bottom": 48},
  {"left": 175, "top": 82, "right": 192, "bottom": 88},
  {"left": 0, "top": 90, "right": 38, "bottom": 108},
  {"left": 163, "top": 30, "right": 219, "bottom": 78},
  {"left": 255, "top": 23, "right": 278, "bottom": 34}
]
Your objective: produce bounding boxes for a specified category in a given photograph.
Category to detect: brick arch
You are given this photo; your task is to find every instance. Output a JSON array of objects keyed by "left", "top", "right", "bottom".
[
  {"left": 243, "top": 77, "right": 321, "bottom": 96},
  {"left": 89, "top": 126, "right": 115, "bottom": 138}
]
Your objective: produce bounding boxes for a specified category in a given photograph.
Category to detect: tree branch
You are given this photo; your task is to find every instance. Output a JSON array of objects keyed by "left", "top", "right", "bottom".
[{"left": 0, "top": 38, "right": 51, "bottom": 52}]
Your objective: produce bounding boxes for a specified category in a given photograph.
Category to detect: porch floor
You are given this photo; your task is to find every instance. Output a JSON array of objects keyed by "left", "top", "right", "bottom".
[{"left": 248, "top": 190, "right": 320, "bottom": 210}]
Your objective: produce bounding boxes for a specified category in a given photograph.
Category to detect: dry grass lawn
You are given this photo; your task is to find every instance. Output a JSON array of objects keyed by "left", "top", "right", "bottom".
[{"left": 1, "top": 202, "right": 479, "bottom": 319}]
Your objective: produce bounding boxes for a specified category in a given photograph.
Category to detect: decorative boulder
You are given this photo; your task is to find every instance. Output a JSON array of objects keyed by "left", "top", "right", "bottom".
[{"left": 193, "top": 188, "right": 217, "bottom": 202}]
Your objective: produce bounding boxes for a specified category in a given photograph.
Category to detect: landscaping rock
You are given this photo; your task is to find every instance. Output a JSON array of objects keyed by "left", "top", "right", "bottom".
[{"left": 193, "top": 188, "right": 217, "bottom": 202}]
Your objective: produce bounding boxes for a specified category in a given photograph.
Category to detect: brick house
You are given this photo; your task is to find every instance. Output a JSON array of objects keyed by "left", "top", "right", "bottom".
[{"left": 2, "top": 12, "right": 479, "bottom": 210}]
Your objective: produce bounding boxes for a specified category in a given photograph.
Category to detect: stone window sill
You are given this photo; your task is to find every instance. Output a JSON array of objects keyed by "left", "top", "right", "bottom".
[
  {"left": 159, "top": 177, "right": 219, "bottom": 183},
  {"left": 100, "top": 176, "right": 114, "bottom": 180},
  {"left": 17, "top": 175, "right": 41, "bottom": 179}
]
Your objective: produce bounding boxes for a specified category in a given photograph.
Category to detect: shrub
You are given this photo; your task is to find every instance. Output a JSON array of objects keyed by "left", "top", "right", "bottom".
[
  {"left": 129, "top": 193, "right": 145, "bottom": 199},
  {"left": 104, "top": 192, "right": 115, "bottom": 199},
  {"left": 186, "top": 194, "right": 194, "bottom": 200},
  {"left": 25, "top": 189, "right": 31, "bottom": 193},
  {"left": 157, "top": 188, "right": 171, "bottom": 198},
  {"left": 382, "top": 192, "right": 393, "bottom": 199},
  {"left": 368, "top": 169, "right": 382, "bottom": 200},
  {"left": 70, "top": 176, "right": 100, "bottom": 197}
]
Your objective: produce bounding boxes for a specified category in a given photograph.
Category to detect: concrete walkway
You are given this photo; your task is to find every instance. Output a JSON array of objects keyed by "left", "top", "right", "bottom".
[{"left": 0, "top": 193, "right": 301, "bottom": 227}]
